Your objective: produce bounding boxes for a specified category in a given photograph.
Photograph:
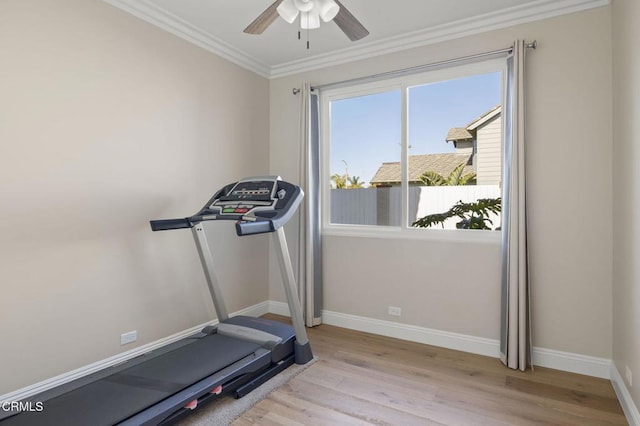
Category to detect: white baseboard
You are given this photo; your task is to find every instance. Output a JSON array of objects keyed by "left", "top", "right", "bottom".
[
  {"left": 532, "top": 347, "right": 611, "bottom": 379},
  {"left": 611, "top": 363, "right": 640, "bottom": 426},
  {"left": 321, "top": 308, "right": 501, "bottom": 358},
  {"left": 269, "top": 300, "right": 292, "bottom": 317},
  {"left": 0, "top": 301, "right": 270, "bottom": 404},
  {"left": 269, "top": 301, "right": 614, "bottom": 380},
  {"left": 270, "top": 300, "right": 498, "bottom": 357}
]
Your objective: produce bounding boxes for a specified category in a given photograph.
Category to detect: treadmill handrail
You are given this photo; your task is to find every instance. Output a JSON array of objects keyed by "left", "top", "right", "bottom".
[
  {"left": 149, "top": 217, "right": 192, "bottom": 231},
  {"left": 149, "top": 215, "right": 218, "bottom": 232}
]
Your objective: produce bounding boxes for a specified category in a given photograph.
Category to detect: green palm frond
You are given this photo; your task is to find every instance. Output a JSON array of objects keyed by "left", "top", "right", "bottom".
[
  {"left": 418, "top": 163, "right": 476, "bottom": 186},
  {"left": 412, "top": 197, "right": 501, "bottom": 230},
  {"left": 331, "top": 173, "right": 348, "bottom": 189},
  {"left": 348, "top": 176, "right": 364, "bottom": 188},
  {"left": 420, "top": 171, "right": 447, "bottom": 186}
]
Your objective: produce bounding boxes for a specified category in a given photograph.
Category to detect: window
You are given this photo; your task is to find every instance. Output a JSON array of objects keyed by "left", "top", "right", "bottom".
[{"left": 321, "top": 59, "right": 505, "bottom": 237}]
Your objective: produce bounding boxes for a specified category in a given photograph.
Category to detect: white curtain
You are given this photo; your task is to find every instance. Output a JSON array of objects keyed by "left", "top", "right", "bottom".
[
  {"left": 297, "top": 83, "right": 322, "bottom": 326},
  {"left": 500, "top": 40, "right": 532, "bottom": 371}
]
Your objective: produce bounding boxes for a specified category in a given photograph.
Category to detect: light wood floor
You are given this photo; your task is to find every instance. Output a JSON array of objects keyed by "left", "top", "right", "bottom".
[{"left": 234, "top": 314, "right": 626, "bottom": 426}]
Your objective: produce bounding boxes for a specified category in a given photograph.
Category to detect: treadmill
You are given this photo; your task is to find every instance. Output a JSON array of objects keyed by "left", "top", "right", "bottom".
[{"left": 1, "top": 176, "right": 313, "bottom": 426}]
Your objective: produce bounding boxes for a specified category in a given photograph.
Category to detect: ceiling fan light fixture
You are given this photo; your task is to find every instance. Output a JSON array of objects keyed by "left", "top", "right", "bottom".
[
  {"left": 276, "top": 0, "right": 299, "bottom": 23},
  {"left": 315, "top": 0, "right": 340, "bottom": 22},
  {"left": 300, "top": 8, "right": 321, "bottom": 29},
  {"left": 293, "top": 0, "right": 314, "bottom": 12}
]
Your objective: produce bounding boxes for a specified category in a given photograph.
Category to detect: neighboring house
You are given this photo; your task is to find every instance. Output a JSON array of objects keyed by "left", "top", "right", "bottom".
[
  {"left": 446, "top": 105, "right": 502, "bottom": 185},
  {"left": 370, "top": 105, "right": 502, "bottom": 187}
]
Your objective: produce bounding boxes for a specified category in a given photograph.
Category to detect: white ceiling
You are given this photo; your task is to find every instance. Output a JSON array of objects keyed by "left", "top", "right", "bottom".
[{"left": 104, "top": 0, "right": 608, "bottom": 77}]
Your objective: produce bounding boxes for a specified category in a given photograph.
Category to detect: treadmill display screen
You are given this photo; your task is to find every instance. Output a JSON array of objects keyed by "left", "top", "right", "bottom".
[{"left": 219, "top": 181, "right": 274, "bottom": 202}]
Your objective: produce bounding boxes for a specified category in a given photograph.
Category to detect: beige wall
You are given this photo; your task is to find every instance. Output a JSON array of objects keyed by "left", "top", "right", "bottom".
[
  {"left": 612, "top": 0, "right": 640, "bottom": 409},
  {"left": 0, "top": 0, "right": 269, "bottom": 394},
  {"left": 0, "top": 0, "right": 623, "bottom": 400},
  {"left": 270, "top": 7, "right": 613, "bottom": 358}
]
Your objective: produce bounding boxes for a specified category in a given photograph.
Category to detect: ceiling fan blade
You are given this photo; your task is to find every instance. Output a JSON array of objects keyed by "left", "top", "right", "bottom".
[
  {"left": 333, "top": 0, "right": 369, "bottom": 41},
  {"left": 243, "top": 0, "right": 284, "bottom": 35}
]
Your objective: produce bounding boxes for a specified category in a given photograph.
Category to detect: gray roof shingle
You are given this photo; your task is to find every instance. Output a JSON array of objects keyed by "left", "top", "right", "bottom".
[
  {"left": 446, "top": 127, "right": 473, "bottom": 141},
  {"left": 370, "top": 153, "right": 473, "bottom": 185}
]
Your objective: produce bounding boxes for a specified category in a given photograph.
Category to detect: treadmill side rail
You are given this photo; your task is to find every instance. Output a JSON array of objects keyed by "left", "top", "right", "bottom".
[{"left": 216, "top": 323, "right": 283, "bottom": 347}]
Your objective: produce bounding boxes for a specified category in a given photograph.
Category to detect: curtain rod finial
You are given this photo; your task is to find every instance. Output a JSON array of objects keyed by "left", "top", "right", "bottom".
[
  {"left": 526, "top": 40, "right": 537, "bottom": 49},
  {"left": 292, "top": 88, "right": 301, "bottom": 95}
]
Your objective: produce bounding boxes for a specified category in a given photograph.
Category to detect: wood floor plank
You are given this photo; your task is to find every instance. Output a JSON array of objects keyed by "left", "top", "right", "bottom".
[
  {"left": 233, "top": 406, "right": 304, "bottom": 426},
  {"left": 307, "top": 359, "right": 440, "bottom": 397},
  {"left": 507, "top": 367, "right": 620, "bottom": 399},
  {"left": 231, "top": 315, "right": 627, "bottom": 426},
  {"left": 282, "top": 376, "right": 446, "bottom": 426},
  {"left": 328, "top": 348, "right": 626, "bottom": 425},
  {"left": 506, "top": 375, "right": 623, "bottom": 414},
  {"left": 314, "top": 323, "right": 619, "bottom": 398},
  {"left": 434, "top": 384, "right": 625, "bottom": 426},
  {"left": 291, "top": 375, "right": 507, "bottom": 426},
  {"left": 306, "top": 322, "right": 618, "bottom": 397},
  {"left": 265, "top": 389, "right": 377, "bottom": 425}
]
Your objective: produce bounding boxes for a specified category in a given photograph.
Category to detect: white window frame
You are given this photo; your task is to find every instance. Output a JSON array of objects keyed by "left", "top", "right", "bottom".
[{"left": 320, "top": 58, "right": 506, "bottom": 243}]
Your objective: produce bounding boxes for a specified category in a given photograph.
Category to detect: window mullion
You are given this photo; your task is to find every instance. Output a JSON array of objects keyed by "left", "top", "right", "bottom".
[{"left": 400, "top": 84, "right": 409, "bottom": 230}]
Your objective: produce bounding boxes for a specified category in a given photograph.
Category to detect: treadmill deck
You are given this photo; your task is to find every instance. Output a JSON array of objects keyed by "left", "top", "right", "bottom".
[{"left": 2, "top": 334, "right": 266, "bottom": 426}]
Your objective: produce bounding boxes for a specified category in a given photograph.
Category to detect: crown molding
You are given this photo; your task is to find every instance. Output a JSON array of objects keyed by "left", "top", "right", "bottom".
[
  {"left": 101, "top": 0, "right": 272, "bottom": 78},
  {"left": 270, "top": 0, "right": 610, "bottom": 77},
  {"left": 102, "top": 0, "right": 609, "bottom": 80}
]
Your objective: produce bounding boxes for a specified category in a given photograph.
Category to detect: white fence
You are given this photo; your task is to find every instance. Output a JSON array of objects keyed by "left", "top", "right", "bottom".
[{"left": 330, "top": 185, "right": 502, "bottom": 229}]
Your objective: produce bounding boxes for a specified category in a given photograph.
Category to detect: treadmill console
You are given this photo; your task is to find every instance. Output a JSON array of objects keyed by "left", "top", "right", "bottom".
[
  {"left": 150, "top": 176, "right": 303, "bottom": 236},
  {"left": 210, "top": 179, "right": 279, "bottom": 217},
  {"left": 218, "top": 180, "right": 275, "bottom": 202}
]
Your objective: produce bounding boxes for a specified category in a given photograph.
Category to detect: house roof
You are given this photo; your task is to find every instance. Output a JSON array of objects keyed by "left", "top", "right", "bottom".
[
  {"left": 446, "top": 105, "right": 502, "bottom": 142},
  {"left": 446, "top": 127, "right": 473, "bottom": 142},
  {"left": 467, "top": 105, "right": 501, "bottom": 131},
  {"left": 370, "top": 153, "right": 474, "bottom": 185}
]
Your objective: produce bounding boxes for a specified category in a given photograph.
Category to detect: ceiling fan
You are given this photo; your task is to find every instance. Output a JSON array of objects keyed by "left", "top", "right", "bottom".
[{"left": 243, "top": 0, "right": 369, "bottom": 42}]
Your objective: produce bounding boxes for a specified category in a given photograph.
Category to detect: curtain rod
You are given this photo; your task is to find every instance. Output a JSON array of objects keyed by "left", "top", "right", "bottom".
[{"left": 292, "top": 41, "right": 536, "bottom": 94}]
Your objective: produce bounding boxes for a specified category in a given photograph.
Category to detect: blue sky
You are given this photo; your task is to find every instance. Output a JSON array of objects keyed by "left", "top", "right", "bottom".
[{"left": 330, "top": 72, "right": 502, "bottom": 185}]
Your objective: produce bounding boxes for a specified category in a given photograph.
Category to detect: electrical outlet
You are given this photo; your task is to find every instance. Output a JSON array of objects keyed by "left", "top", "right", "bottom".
[
  {"left": 388, "top": 306, "right": 402, "bottom": 316},
  {"left": 626, "top": 366, "right": 632, "bottom": 387},
  {"left": 120, "top": 330, "right": 137, "bottom": 346}
]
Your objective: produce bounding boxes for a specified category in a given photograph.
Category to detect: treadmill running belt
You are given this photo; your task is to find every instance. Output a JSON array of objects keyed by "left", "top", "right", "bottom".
[{"left": 3, "top": 334, "right": 262, "bottom": 426}]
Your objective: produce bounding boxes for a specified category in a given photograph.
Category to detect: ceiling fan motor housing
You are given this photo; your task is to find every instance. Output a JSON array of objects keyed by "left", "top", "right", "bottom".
[{"left": 294, "top": 0, "right": 314, "bottom": 12}]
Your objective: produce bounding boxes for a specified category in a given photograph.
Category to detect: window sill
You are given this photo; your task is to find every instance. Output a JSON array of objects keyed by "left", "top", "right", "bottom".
[{"left": 322, "top": 224, "right": 502, "bottom": 244}]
